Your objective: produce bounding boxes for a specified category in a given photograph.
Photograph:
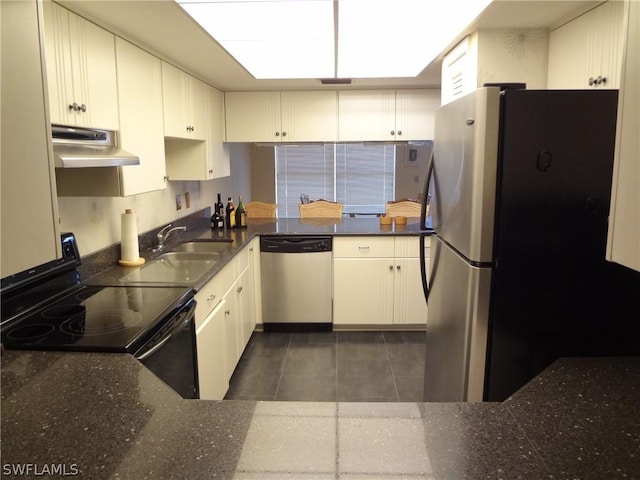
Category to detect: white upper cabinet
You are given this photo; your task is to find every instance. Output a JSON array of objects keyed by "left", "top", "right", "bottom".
[
  {"left": 56, "top": 38, "right": 168, "bottom": 197},
  {"left": 225, "top": 90, "right": 338, "bottom": 142},
  {"left": 607, "top": 0, "right": 639, "bottom": 272},
  {"left": 395, "top": 90, "right": 440, "bottom": 140},
  {"left": 165, "top": 85, "right": 231, "bottom": 181},
  {"left": 1, "top": 0, "right": 60, "bottom": 277},
  {"left": 548, "top": 1, "right": 626, "bottom": 89},
  {"left": 338, "top": 90, "right": 395, "bottom": 142},
  {"left": 43, "top": 2, "right": 119, "bottom": 129},
  {"left": 115, "top": 38, "right": 167, "bottom": 195},
  {"left": 338, "top": 90, "right": 439, "bottom": 141},
  {"left": 162, "top": 62, "right": 207, "bottom": 140}
]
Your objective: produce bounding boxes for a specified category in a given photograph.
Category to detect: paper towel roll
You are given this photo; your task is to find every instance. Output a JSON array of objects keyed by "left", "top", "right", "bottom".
[{"left": 119, "top": 209, "right": 145, "bottom": 266}]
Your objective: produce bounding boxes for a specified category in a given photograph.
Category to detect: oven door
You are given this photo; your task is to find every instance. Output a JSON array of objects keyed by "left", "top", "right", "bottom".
[{"left": 135, "top": 299, "right": 199, "bottom": 399}]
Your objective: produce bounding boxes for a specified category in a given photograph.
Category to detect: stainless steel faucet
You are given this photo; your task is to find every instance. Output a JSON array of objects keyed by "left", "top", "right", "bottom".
[{"left": 156, "top": 224, "right": 186, "bottom": 250}]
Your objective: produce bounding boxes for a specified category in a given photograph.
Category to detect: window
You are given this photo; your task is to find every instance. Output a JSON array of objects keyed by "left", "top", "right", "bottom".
[{"left": 275, "top": 143, "right": 395, "bottom": 217}]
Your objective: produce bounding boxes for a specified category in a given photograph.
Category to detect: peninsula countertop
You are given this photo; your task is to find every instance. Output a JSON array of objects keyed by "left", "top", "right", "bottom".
[{"left": 1, "top": 350, "right": 638, "bottom": 479}]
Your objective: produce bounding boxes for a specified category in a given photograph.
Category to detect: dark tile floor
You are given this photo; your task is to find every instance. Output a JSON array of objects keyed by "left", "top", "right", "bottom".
[{"left": 224, "top": 330, "right": 426, "bottom": 402}]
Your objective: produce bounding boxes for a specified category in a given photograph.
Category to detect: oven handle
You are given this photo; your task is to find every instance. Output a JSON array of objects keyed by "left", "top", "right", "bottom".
[{"left": 135, "top": 301, "right": 196, "bottom": 361}]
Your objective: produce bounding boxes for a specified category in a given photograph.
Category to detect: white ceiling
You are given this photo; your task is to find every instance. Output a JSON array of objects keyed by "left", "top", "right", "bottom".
[{"left": 60, "top": 0, "right": 600, "bottom": 92}]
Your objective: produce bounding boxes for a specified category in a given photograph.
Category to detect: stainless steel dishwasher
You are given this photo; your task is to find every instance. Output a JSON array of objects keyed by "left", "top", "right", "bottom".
[{"left": 260, "top": 236, "right": 333, "bottom": 331}]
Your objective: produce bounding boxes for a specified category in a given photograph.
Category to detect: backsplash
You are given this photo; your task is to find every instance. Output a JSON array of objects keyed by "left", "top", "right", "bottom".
[{"left": 57, "top": 180, "right": 202, "bottom": 257}]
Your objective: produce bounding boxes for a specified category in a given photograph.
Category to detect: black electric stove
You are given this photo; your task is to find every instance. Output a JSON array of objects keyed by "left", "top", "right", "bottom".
[
  {"left": 1, "top": 283, "right": 192, "bottom": 353},
  {"left": 1, "top": 233, "right": 200, "bottom": 398}
]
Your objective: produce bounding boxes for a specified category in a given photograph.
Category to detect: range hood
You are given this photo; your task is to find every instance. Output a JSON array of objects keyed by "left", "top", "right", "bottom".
[{"left": 52, "top": 125, "right": 140, "bottom": 168}]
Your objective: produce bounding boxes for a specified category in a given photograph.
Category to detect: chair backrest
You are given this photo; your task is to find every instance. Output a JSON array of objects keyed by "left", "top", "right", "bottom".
[
  {"left": 386, "top": 199, "right": 421, "bottom": 217},
  {"left": 245, "top": 201, "right": 277, "bottom": 219},
  {"left": 299, "top": 200, "right": 343, "bottom": 218}
]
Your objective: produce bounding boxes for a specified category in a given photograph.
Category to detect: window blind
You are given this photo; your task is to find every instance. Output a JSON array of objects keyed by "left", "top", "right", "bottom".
[{"left": 275, "top": 143, "right": 396, "bottom": 218}]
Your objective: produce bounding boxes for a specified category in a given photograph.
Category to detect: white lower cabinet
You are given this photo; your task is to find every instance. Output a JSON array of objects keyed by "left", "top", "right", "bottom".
[
  {"left": 196, "top": 298, "right": 228, "bottom": 400},
  {"left": 333, "top": 236, "right": 429, "bottom": 327},
  {"left": 194, "top": 242, "right": 257, "bottom": 399}
]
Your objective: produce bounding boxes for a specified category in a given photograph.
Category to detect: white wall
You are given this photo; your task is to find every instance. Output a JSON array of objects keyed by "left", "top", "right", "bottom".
[{"left": 58, "top": 144, "right": 252, "bottom": 256}]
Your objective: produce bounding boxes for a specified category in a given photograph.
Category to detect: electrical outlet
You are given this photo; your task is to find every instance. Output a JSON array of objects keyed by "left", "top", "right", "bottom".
[
  {"left": 184, "top": 192, "right": 191, "bottom": 209},
  {"left": 175, "top": 194, "right": 182, "bottom": 210}
]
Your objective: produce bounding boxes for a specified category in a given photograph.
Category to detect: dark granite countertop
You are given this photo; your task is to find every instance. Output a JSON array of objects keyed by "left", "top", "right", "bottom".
[
  {"left": 1, "top": 351, "right": 638, "bottom": 479},
  {"left": 83, "top": 216, "right": 429, "bottom": 291}
]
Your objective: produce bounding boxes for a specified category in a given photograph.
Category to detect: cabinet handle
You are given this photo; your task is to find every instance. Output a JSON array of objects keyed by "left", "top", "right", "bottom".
[
  {"left": 390, "top": 130, "right": 395, "bottom": 136},
  {"left": 282, "top": 131, "right": 287, "bottom": 137},
  {"left": 207, "top": 294, "right": 216, "bottom": 302},
  {"left": 80, "top": 104, "right": 87, "bottom": 112},
  {"left": 358, "top": 246, "right": 370, "bottom": 250},
  {"left": 397, "top": 130, "right": 402, "bottom": 136},
  {"left": 275, "top": 131, "right": 280, "bottom": 137},
  {"left": 237, "top": 286, "right": 243, "bottom": 294},
  {"left": 69, "top": 102, "right": 79, "bottom": 111},
  {"left": 389, "top": 265, "right": 394, "bottom": 270},
  {"left": 208, "top": 169, "right": 213, "bottom": 174},
  {"left": 225, "top": 310, "right": 230, "bottom": 315},
  {"left": 396, "top": 265, "right": 401, "bottom": 271}
]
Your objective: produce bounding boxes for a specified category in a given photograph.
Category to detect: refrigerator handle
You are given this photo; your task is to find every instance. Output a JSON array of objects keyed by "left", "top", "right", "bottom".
[
  {"left": 420, "top": 233, "right": 430, "bottom": 304},
  {"left": 419, "top": 149, "right": 435, "bottom": 304},
  {"left": 420, "top": 148, "right": 434, "bottom": 227}
]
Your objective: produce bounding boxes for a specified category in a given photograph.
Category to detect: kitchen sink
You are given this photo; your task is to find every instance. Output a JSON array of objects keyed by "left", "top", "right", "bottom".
[
  {"left": 119, "top": 251, "right": 219, "bottom": 285},
  {"left": 171, "top": 241, "right": 233, "bottom": 254}
]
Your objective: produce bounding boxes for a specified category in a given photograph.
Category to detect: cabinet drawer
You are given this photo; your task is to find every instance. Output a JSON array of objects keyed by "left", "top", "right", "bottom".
[
  {"left": 333, "top": 236, "right": 393, "bottom": 258},
  {"left": 195, "top": 275, "right": 223, "bottom": 330}
]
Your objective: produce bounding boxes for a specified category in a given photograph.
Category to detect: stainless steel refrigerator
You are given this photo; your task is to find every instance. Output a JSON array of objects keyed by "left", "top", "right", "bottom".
[{"left": 419, "top": 86, "right": 640, "bottom": 402}]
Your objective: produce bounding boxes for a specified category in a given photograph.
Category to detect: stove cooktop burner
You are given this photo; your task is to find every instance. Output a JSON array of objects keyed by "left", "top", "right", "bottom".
[{"left": 1, "top": 284, "right": 192, "bottom": 353}]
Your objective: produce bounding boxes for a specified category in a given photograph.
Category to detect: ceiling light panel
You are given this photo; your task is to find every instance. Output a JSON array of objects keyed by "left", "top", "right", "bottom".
[
  {"left": 338, "top": 0, "right": 493, "bottom": 78},
  {"left": 178, "top": 0, "right": 334, "bottom": 79}
]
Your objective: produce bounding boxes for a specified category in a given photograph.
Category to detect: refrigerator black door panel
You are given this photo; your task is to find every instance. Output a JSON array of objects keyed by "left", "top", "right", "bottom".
[
  {"left": 486, "top": 89, "right": 625, "bottom": 401},
  {"left": 424, "top": 236, "right": 491, "bottom": 402}
]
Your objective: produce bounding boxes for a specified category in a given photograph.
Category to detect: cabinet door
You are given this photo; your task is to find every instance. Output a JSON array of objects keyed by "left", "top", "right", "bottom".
[
  {"left": 76, "top": 13, "right": 118, "bottom": 129},
  {"left": 223, "top": 283, "right": 241, "bottom": 381},
  {"left": 43, "top": 2, "right": 75, "bottom": 126},
  {"left": 333, "top": 258, "right": 393, "bottom": 325},
  {"left": 116, "top": 38, "right": 167, "bottom": 196},
  {"left": 196, "top": 299, "right": 229, "bottom": 400},
  {"left": 393, "top": 257, "right": 428, "bottom": 325},
  {"left": 548, "top": 13, "right": 589, "bottom": 88},
  {"left": 162, "top": 62, "right": 189, "bottom": 138},
  {"left": 281, "top": 91, "right": 338, "bottom": 142},
  {"left": 188, "top": 76, "right": 208, "bottom": 141},
  {"left": 395, "top": 90, "right": 440, "bottom": 140},
  {"left": 208, "top": 87, "right": 231, "bottom": 179},
  {"left": 607, "top": 0, "right": 640, "bottom": 272},
  {"left": 43, "top": 2, "right": 118, "bottom": 129},
  {"left": 1, "top": 0, "right": 60, "bottom": 277},
  {"left": 338, "top": 90, "right": 395, "bottom": 141},
  {"left": 236, "top": 266, "right": 254, "bottom": 352},
  {"left": 225, "top": 91, "right": 281, "bottom": 142},
  {"left": 588, "top": 0, "right": 625, "bottom": 89}
]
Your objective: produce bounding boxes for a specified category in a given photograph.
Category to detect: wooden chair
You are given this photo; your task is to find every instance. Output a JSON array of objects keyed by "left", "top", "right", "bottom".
[
  {"left": 299, "top": 200, "right": 343, "bottom": 218},
  {"left": 244, "top": 201, "right": 277, "bottom": 219},
  {"left": 386, "top": 199, "right": 422, "bottom": 217}
]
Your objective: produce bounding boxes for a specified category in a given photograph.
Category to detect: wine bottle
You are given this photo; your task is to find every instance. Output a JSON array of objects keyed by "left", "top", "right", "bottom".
[
  {"left": 216, "top": 193, "right": 225, "bottom": 221},
  {"left": 211, "top": 206, "right": 224, "bottom": 230},
  {"left": 235, "top": 195, "right": 247, "bottom": 228},
  {"left": 226, "top": 197, "right": 236, "bottom": 229}
]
